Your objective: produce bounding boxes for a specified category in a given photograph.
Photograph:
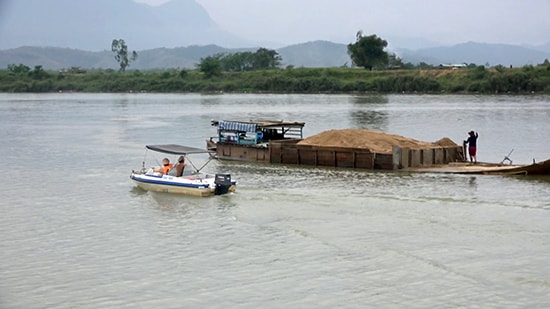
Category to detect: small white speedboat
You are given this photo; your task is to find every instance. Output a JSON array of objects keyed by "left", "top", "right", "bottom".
[{"left": 130, "top": 144, "right": 237, "bottom": 197}]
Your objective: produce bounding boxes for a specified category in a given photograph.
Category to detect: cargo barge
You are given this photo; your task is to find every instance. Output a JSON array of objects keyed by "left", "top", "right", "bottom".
[{"left": 206, "top": 119, "right": 550, "bottom": 175}]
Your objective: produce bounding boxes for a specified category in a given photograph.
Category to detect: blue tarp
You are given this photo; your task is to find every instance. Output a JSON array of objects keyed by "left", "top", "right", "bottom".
[{"left": 218, "top": 121, "right": 257, "bottom": 132}]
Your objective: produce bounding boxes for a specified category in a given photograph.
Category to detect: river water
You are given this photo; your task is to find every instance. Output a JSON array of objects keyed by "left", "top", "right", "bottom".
[{"left": 1, "top": 93, "right": 549, "bottom": 308}]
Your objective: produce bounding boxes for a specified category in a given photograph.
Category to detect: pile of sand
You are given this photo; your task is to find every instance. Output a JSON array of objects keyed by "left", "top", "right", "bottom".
[
  {"left": 297, "top": 129, "right": 458, "bottom": 154},
  {"left": 433, "top": 137, "right": 459, "bottom": 147}
]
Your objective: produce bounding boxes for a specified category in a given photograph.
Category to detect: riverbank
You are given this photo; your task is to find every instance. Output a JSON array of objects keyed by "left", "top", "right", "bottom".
[{"left": 1, "top": 65, "right": 549, "bottom": 94}]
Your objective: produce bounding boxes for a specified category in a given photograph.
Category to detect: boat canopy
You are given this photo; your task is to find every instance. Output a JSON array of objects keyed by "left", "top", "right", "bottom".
[
  {"left": 213, "top": 120, "right": 305, "bottom": 133},
  {"left": 146, "top": 144, "right": 212, "bottom": 155},
  {"left": 218, "top": 121, "right": 257, "bottom": 132}
]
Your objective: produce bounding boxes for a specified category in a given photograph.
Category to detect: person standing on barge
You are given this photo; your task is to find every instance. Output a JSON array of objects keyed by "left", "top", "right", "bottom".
[{"left": 465, "top": 131, "right": 479, "bottom": 163}]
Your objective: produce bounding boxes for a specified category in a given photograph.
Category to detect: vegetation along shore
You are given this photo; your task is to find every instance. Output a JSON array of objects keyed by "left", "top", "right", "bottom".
[
  {"left": 2, "top": 64, "right": 549, "bottom": 94},
  {"left": 1, "top": 34, "right": 549, "bottom": 94}
]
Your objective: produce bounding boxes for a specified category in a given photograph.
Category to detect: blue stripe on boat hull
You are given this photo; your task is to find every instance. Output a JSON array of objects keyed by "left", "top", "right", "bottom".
[{"left": 131, "top": 175, "right": 211, "bottom": 189}]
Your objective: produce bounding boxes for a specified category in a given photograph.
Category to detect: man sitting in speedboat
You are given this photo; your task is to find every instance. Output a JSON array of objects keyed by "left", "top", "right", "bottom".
[
  {"left": 174, "top": 156, "right": 187, "bottom": 177},
  {"left": 152, "top": 157, "right": 173, "bottom": 174}
]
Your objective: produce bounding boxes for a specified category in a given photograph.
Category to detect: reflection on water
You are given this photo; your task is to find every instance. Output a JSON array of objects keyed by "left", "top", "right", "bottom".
[
  {"left": 199, "top": 95, "right": 224, "bottom": 106},
  {"left": 349, "top": 95, "right": 389, "bottom": 131},
  {"left": 350, "top": 110, "right": 388, "bottom": 131},
  {"left": 468, "top": 176, "right": 478, "bottom": 188},
  {"left": 129, "top": 186, "right": 148, "bottom": 196},
  {"left": 352, "top": 95, "right": 389, "bottom": 104}
]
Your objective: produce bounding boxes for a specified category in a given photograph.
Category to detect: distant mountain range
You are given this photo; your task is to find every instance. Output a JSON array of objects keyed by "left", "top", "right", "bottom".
[
  {"left": 1, "top": 41, "right": 549, "bottom": 71},
  {"left": 396, "top": 42, "right": 550, "bottom": 67},
  {"left": 0, "top": 0, "right": 549, "bottom": 70}
]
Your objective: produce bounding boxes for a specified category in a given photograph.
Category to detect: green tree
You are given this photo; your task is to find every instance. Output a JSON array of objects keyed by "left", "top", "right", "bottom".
[
  {"left": 29, "top": 65, "right": 49, "bottom": 80},
  {"left": 222, "top": 52, "right": 255, "bottom": 72},
  {"left": 347, "top": 31, "right": 388, "bottom": 70},
  {"left": 218, "top": 48, "right": 281, "bottom": 72},
  {"left": 7, "top": 64, "right": 31, "bottom": 74},
  {"left": 387, "top": 53, "right": 404, "bottom": 69},
  {"left": 179, "top": 69, "right": 188, "bottom": 78},
  {"left": 252, "top": 48, "right": 281, "bottom": 70},
  {"left": 198, "top": 54, "right": 223, "bottom": 78},
  {"left": 111, "top": 39, "right": 138, "bottom": 72}
]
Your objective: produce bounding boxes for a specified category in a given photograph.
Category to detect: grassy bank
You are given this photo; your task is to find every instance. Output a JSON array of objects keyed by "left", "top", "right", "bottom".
[{"left": 1, "top": 65, "right": 549, "bottom": 94}]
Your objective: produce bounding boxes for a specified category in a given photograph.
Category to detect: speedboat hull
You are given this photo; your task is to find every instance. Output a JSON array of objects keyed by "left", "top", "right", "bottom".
[{"left": 131, "top": 170, "right": 236, "bottom": 197}]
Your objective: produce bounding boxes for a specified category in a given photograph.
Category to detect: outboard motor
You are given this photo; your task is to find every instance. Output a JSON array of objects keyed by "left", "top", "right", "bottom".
[{"left": 214, "top": 173, "right": 232, "bottom": 195}]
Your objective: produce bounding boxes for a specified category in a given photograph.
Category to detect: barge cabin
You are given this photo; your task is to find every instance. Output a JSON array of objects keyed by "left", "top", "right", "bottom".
[{"left": 207, "top": 119, "right": 305, "bottom": 162}]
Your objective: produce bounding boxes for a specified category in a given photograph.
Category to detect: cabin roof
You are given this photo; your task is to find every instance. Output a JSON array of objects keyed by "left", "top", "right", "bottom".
[{"left": 212, "top": 119, "right": 305, "bottom": 131}]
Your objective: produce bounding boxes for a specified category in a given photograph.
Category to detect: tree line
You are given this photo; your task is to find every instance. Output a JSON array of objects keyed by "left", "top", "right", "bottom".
[
  {"left": 197, "top": 48, "right": 282, "bottom": 78},
  {"left": 1, "top": 63, "right": 548, "bottom": 94},
  {"left": 1, "top": 33, "right": 549, "bottom": 93}
]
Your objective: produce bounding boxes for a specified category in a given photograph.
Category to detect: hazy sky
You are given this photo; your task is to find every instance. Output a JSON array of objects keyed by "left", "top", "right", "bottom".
[{"left": 134, "top": 0, "right": 550, "bottom": 47}]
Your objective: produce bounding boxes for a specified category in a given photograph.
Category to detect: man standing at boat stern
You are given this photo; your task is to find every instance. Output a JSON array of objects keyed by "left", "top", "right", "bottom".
[{"left": 465, "top": 131, "right": 479, "bottom": 163}]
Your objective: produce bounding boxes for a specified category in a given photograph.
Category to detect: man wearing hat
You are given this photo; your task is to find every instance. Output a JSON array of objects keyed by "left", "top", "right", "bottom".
[{"left": 464, "top": 130, "right": 479, "bottom": 163}]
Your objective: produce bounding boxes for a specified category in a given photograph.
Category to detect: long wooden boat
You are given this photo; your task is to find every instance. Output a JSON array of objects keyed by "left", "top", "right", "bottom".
[{"left": 404, "top": 159, "right": 550, "bottom": 175}]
